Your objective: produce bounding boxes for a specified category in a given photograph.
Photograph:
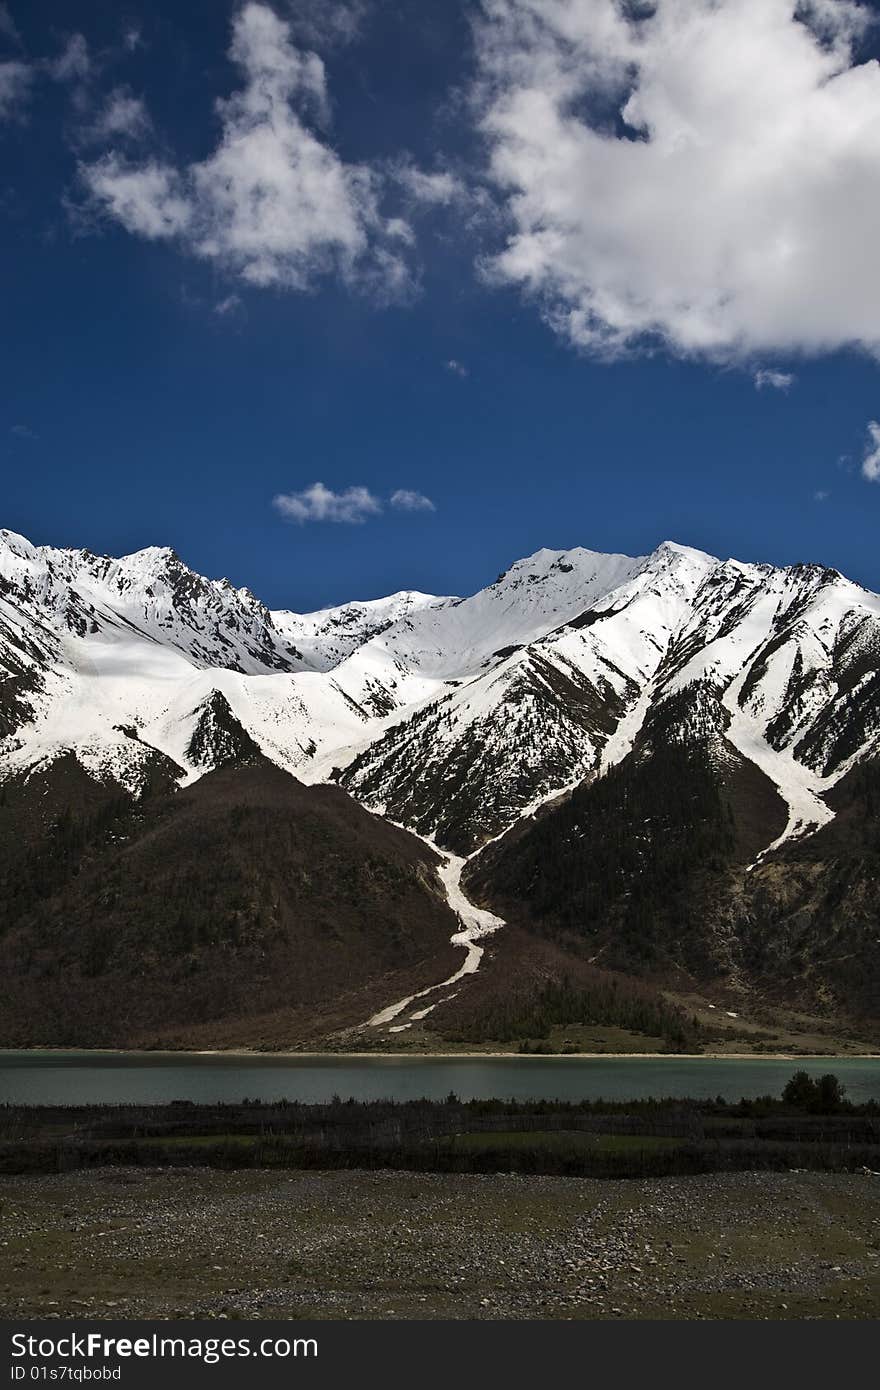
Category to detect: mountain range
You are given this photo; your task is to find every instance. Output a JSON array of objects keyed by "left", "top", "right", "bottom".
[{"left": 1, "top": 527, "right": 878, "bottom": 1050}]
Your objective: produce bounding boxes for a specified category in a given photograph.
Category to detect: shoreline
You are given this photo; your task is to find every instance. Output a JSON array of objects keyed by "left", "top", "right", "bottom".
[{"left": 2, "top": 1048, "right": 878, "bottom": 1061}]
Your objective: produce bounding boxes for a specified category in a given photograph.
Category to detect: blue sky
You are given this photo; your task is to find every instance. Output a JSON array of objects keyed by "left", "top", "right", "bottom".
[{"left": 2, "top": 0, "right": 880, "bottom": 611}]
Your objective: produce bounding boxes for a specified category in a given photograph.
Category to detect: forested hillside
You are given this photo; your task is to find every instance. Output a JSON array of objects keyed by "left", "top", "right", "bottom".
[{"left": 0, "top": 760, "right": 460, "bottom": 1048}]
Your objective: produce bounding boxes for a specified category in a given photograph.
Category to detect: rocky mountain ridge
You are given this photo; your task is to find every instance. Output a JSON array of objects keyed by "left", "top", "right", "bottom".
[
  {"left": 2, "top": 528, "right": 879, "bottom": 857},
  {"left": 2, "top": 525, "right": 880, "bottom": 1044}
]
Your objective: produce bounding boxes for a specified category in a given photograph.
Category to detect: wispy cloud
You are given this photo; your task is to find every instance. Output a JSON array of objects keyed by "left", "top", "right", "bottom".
[
  {"left": 79, "top": 3, "right": 413, "bottom": 299},
  {"left": 0, "top": 2, "right": 31, "bottom": 126},
  {"left": 863, "top": 421, "right": 880, "bottom": 483},
  {"left": 10, "top": 423, "right": 37, "bottom": 440},
  {"left": 813, "top": 489, "right": 830, "bottom": 503},
  {"left": 273, "top": 482, "right": 382, "bottom": 525},
  {"left": 0, "top": 4, "right": 21, "bottom": 45},
  {"left": 283, "top": 1, "right": 369, "bottom": 50},
  {"left": 46, "top": 31, "right": 94, "bottom": 118},
  {"left": 0, "top": 59, "right": 29, "bottom": 121},
  {"left": 391, "top": 160, "right": 467, "bottom": 207},
  {"left": 82, "top": 87, "right": 152, "bottom": 144},
  {"left": 445, "top": 358, "right": 468, "bottom": 378},
  {"left": 213, "top": 293, "right": 242, "bottom": 317},
  {"left": 49, "top": 33, "right": 91, "bottom": 84},
  {"left": 390, "top": 489, "right": 435, "bottom": 512},
  {"left": 754, "top": 370, "right": 797, "bottom": 392}
]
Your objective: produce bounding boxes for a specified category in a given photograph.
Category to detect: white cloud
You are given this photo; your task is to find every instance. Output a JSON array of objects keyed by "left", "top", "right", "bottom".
[
  {"left": 863, "top": 421, "right": 880, "bottom": 482},
  {"left": 475, "top": 0, "right": 880, "bottom": 361},
  {"left": 273, "top": 482, "right": 383, "bottom": 524},
  {"left": 392, "top": 161, "right": 467, "bottom": 206},
  {"left": 82, "top": 157, "right": 191, "bottom": 238},
  {"left": 445, "top": 358, "right": 468, "bottom": 377},
  {"left": 799, "top": 0, "right": 872, "bottom": 42},
  {"left": 754, "top": 369, "right": 797, "bottom": 391},
  {"left": 813, "top": 488, "right": 830, "bottom": 501},
  {"left": 273, "top": 481, "right": 436, "bottom": 523},
  {"left": 0, "top": 59, "right": 29, "bottom": 121},
  {"left": 84, "top": 88, "right": 152, "bottom": 143},
  {"left": 80, "top": 3, "right": 411, "bottom": 297},
  {"left": 10, "top": 423, "right": 37, "bottom": 439},
  {"left": 390, "top": 489, "right": 436, "bottom": 512}
]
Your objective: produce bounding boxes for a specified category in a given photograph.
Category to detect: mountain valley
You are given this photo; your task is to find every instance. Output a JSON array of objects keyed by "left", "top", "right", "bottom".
[{"left": 1, "top": 527, "right": 878, "bottom": 1051}]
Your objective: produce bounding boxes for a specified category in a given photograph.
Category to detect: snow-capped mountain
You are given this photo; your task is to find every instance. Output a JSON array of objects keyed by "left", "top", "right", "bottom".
[
  {"left": 0, "top": 530, "right": 305, "bottom": 674},
  {"left": 272, "top": 591, "right": 453, "bottom": 671},
  {"left": 2, "top": 526, "right": 879, "bottom": 858},
  {"left": 342, "top": 541, "right": 880, "bottom": 851}
]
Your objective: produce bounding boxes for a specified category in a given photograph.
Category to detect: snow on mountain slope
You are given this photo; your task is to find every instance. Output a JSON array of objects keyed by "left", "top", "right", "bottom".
[
  {"left": 338, "top": 644, "right": 624, "bottom": 853},
  {"left": 340, "top": 543, "right": 712, "bottom": 850},
  {"left": 2, "top": 527, "right": 880, "bottom": 860},
  {"left": 0, "top": 530, "right": 307, "bottom": 675},
  {"left": 0, "top": 531, "right": 380, "bottom": 791},
  {"left": 652, "top": 559, "right": 880, "bottom": 843},
  {"left": 0, "top": 617, "right": 380, "bottom": 795},
  {"left": 273, "top": 591, "right": 454, "bottom": 671},
  {"left": 342, "top": 540, "right": 880, "bottom": 852},
  {"left": 352, "top": 546, "right": 645, "bottom": 681},
  {"left": 290, "top": 545, "right": 644, "bottom": 768}
]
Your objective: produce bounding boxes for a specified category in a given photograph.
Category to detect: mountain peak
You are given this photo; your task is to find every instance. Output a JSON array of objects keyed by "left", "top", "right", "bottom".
[
  {"left": 0, "top": 529, "right": 37, "bottom": 559},
  {"left": 186, "top": 689, "right": 262, "bottom": 771},
  {"left": 655, "top": 539, "right": 714, "bottom": 560},
  {"left": 4, "top": 527, "right": 880, "bottom": 845},
  {"left": 120, "top": 543, "right": 179, "bottom": 563},
  {"left": 508, "top": 543, "right": 641, "bottom": 571},
  {"left": 649, "top": 540, "right": 724, "bottom": 572},
  {"left": 114, "top": 545, "right": 191, "bottom": 582}
]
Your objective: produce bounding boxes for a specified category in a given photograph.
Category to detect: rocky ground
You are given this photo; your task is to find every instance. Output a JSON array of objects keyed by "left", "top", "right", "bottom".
[{"left": 1, "top": 1167, "right": 879, "bottom": 1320}]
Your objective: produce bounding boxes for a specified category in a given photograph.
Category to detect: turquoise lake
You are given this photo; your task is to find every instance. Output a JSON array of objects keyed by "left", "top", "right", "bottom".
[{"left": 1, "top": 1051, "right": 878, "bottom": 1106}]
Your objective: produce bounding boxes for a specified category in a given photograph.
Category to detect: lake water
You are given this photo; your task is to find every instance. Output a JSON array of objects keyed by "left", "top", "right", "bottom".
[{"left": 1, "top": 1051, "right": 879, "bottom": 1107}]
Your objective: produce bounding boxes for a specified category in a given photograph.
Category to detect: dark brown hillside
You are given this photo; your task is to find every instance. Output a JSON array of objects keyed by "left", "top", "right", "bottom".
[
  {"left": 736, "top": 759, "right": 880, "bottom": 1019},
  {"left": 463, "top": 736, "right": 747, "bottom": 980},
  {"left": 0, "top": 760, "right": 460, "bottom": 1048},
  {"left": 463, "top": 720, "right": 880, "bottom": 1032},
  {"left": 0, "top": 748, "right": 180, "bottom": 859},
  {"left": 462, "top": 682, "right": 787, "bottom": 983}
]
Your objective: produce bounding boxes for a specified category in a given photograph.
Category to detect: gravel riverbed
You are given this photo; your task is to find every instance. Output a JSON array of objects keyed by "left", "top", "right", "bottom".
[{"left": 1, "top": 1167, "right": 879, "bottom": 1320}]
